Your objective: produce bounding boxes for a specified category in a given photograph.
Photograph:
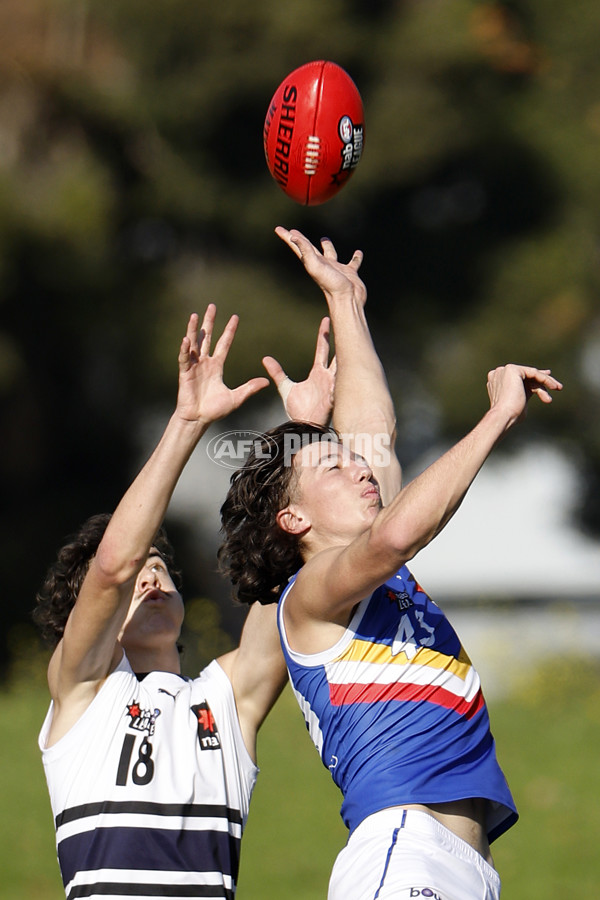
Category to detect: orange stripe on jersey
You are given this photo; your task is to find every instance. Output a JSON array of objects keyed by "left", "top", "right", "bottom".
[
  {"left": 337, "top": 639, "right": 473, "bottom": 682},
  {"left": 329, "top": 680, "right": 485, "bottom": 720}
]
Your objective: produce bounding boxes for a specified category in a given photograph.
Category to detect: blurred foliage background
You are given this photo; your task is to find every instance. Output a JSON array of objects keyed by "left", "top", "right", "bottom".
[
  {"left": 1, "top": 1, "right": 600, "bottom": 673},
  {"left": 2, "top": 1, "right": 600, "bottom": 897}
]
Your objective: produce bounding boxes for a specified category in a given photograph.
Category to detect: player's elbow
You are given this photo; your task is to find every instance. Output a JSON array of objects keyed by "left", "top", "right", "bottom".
[
  {"left": 368, "top": 509, "right": 435, "bottom": 566},
  {"left": 92, "top": 537, "right": 143, "bottom": 588}
]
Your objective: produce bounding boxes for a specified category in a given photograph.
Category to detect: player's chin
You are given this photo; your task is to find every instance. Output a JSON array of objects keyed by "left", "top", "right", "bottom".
[{"left": 363, "top": 500, "right": 381, "bottom": 522}]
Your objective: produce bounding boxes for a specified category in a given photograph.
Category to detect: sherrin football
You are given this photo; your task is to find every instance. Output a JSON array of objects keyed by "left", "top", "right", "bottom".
[{"left": 263, "top": 60, "right": 365, "bottom": 206}]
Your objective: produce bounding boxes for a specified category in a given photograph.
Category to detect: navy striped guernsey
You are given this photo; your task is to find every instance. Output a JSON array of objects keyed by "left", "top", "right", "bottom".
[{"left": 39, "top": 658, "right": 257, "bottom": 900}]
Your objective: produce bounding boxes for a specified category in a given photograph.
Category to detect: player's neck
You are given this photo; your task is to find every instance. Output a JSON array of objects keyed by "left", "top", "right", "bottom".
[
  {"left": 303, "top": 528, "right": 354, "bottom": 561},
  {"left": 122, "top": 642, "right": 182, "bottom": 676}
]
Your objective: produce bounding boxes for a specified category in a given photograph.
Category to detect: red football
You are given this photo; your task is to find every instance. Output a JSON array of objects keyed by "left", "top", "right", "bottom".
[{"left": 263, "top": 60, "right": 365, "bottom": 206}]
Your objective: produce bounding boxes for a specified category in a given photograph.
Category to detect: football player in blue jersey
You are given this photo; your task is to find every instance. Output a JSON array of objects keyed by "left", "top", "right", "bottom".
[{"left": 219, "top": 227, "right": 563, "bottom": 900}]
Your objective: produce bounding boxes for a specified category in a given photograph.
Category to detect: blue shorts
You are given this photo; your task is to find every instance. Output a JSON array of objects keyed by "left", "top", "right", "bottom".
[{"left": 328, "top": 808, "right": 501, "bottom": 900}]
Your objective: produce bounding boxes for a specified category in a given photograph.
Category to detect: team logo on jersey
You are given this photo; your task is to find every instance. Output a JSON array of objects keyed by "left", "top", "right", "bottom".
[
  {"left": 125, "top": 701, "right": 161, "bottom": 736},
  {"left": 385, "top": 586, "right": 414, "bottom": 611},
  {"left": 192, "top": 701, "right": 222, "bottom": 751}
]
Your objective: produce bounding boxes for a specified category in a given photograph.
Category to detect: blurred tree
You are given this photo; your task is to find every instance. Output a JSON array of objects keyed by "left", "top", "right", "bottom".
[{"left": 1, "top": 0, "right": 599, "bottom": 679}]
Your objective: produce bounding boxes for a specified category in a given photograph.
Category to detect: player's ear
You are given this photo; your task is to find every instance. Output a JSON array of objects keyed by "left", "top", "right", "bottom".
[{"left": 276, "top": 505, "right": 310, "bottom": 536}]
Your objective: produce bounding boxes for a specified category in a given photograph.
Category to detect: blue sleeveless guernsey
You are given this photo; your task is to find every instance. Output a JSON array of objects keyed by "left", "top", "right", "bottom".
[{"left": 278, "top": 566, "right": 517, "bottom": 843}]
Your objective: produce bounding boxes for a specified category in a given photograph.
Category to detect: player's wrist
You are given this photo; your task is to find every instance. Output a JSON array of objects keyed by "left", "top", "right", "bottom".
[
  {"left": 169, "top": 411, "right": 209, "bottom": 442},
  {"left": 324, "top": 293, "right": 367, "bottom": 323},
  {"left": 480, "top": 405, "right": 520, "bottom": 438}
]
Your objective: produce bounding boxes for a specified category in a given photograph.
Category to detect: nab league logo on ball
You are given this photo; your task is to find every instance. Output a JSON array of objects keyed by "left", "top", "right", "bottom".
[
  {"left": 206, "top": 430, "right": 279, "bottom": 470},
  {"left": 337, "top": 115, "right": 364, "bottom": 174},
  {"left": 339, "top": 115, "right": 354, "bottom": 144}
]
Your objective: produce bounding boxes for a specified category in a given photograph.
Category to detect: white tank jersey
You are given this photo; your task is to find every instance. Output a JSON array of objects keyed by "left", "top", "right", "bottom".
[{"left": 38, "top": 655, "right": 257, "bottom": 900}]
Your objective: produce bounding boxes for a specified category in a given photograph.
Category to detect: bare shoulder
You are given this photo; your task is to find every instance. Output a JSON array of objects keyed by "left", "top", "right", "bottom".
[
  {"left": 44, "top": 641, "right": 122, "bottom": 747},
  {"left": 282, "top": 552, "right": 353, "bottom": 654},
  {"left": 214, "top": 648, "right": 236, "bottom": 682},
  {"left": 289, "top": 548, "right": 343, "bottom": 609},
  {"left": 287, "top": 544, "right": 365, "bottom": 624}
]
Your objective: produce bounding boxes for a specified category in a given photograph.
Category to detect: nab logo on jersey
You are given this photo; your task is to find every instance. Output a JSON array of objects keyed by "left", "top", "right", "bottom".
[{"left": 192, "top": 702, "right": 221, "bottom": 751}]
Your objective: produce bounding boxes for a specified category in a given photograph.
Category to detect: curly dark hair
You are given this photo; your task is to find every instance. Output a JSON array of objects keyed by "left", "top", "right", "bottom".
[
  {"left": 33, "top": 513, "right": 182, "bottom": 648},
  {"left": 218, "top": 421, "right": 335, "bottom": 606}
]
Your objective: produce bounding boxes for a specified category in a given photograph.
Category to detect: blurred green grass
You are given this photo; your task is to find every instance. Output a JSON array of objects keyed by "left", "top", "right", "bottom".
[
  {"left": 0, "top": 684, "right": 61, "bottom": 899},
  {"left": 2, "top": 656, "right": 600, "bottom": 899}
]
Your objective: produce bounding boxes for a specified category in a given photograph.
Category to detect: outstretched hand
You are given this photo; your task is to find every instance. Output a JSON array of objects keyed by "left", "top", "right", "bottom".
[
  {"left": 263, "top": 316, "right": 336, "bottom": 426},
  {"left": 275, "top": 226, "right": 367, "bottom": 307},
  {"left": 487, "top": 364, "right": 563, "bottom": 428},
  {"left": 176, "top": 305, "right": 269, "bottom": 427}
]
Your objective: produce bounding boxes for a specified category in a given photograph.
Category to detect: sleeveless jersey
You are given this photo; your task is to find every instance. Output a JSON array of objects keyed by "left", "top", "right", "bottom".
[
  {"left": 278, "top": 565, "right": 518, "bottom": 842},
  {"left": 39, "top": 656, "right": 257, "bottom": 900}
]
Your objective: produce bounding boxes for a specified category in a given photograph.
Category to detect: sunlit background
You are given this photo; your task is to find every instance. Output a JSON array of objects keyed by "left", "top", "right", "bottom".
[{"left": 1, "top": 1, "right": 600, "bottom": 897}]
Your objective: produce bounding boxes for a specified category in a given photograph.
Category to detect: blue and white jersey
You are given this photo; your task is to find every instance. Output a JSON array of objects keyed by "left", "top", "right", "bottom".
[
  {"left": 39, "top": 656, "right": 257, "bottom": 900},
  {"left": 278, "top": 565, "right": 517, "bottom": 842}
]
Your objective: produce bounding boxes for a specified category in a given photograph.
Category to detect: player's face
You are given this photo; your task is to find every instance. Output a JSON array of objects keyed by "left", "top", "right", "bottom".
[
  {"left": 119, "top": 551, "right": 184, "bottom": 649},
  {"left": 288, "top": 438, "right": 381, "bottom": 547}
]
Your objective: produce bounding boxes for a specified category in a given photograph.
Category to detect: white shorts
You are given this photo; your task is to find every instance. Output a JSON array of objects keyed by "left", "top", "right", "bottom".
[{"left": 327, "top": 808, "right": 501, "bottom": 900}]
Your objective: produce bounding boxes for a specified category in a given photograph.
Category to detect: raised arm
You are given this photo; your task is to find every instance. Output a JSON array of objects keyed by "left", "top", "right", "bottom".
[
  {"left": 216, "top": 602, "right": 288, "bottom": 760},
  {"left": 293, "top": 364, "right": 563, "bottom": 624},
  {"left": 49, "top": 307, "right": 268, "bottom": 708},
  {"left": 274, "top": 227, "right": 401, "bottom": 504}
]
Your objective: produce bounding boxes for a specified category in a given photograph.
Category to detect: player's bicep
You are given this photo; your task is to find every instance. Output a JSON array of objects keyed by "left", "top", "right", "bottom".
[
  {"left": 372, "top": 450, "right": 402, "bottom": 507},
  {"left": 53, "top": 566, "right": 134, "bottom": 694},
  {"left": 220, "top": 604, "right": 288, "bottom": 748},
  {"left": 291, "top": 532, "right": 403, "bottom": 626}
]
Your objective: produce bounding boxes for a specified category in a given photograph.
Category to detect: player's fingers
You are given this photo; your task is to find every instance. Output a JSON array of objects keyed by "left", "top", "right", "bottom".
[
  {"left": 488, "top": 364, "right": 563, "bottom": 393},
  {"left": 178, "top": 335, "right": 192, "bottom": 371},
  {"left": 262, "top": 355, "right": 288, "bottom": 386},
  {"left": 320, "top": 237, "right": 338, "bottom": 261},
  {"left": 529, "top": 385, "right": 553, "bottom": 403},
  {"left": 513, "top": 364, "right": 562, "bottom": 387},
  {"left": 313, "top": 317, "right": 331, "bottom": 366},
  {"left": 230, "top": 377, "right": 270, "bottom": 408},
  {"left": 212, "top": 314, "right": 239, "bottom": 360},
  {"left": 263, "top": 357, "right": 295, "bottom": 406},
  {"left": 541, "top": 373, "right": 563, "bottom": 391},
  {"left": 349, "top": 249, "right": 364, "bottom": 270},
  {"left": 290, "top": 228, "right": 321, "bottom": 261},
  {"left": 527, "top": 370, "right": 562, "bottom": 402},
  {"left": 179, "top": 313, "right": 200, "bottom": 363},
  {"left": 186, "top": 311, "right": 199, "bottom": 339},
  {"left": 525, "top": 369, "right": 563, "bottom": 392},
  {"left": 275, "top": 225, "right": 318, "bottom": 261},
  {"left": 274, "top": 225, "right": 303, "bottom": 259},
  {"left": 198, "top": 304, "right": 217, "bottom": 356}
]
